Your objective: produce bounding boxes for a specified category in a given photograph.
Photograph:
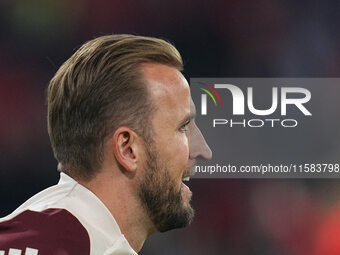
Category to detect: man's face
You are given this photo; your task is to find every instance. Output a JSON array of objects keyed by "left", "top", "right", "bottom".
[
  {"left": 137, "top": 63, "right": 194, "bottom": 232},
  {"left": 189, "top": 99, "right": 212, "bottom": 173}
]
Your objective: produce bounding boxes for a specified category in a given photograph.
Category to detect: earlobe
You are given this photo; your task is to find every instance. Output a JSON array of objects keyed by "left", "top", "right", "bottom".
[{"left": 112, "top": 127, "right": 139, "bottom": 172}]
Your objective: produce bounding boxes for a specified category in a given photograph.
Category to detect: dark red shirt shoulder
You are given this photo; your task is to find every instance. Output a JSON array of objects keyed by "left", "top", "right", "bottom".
[{"left": 0, "top": 208, "right": 90, "bottom": 255}]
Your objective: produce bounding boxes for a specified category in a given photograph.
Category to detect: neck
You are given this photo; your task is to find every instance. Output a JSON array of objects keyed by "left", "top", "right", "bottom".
[{"left": 78, "top": 170, "right": 155, "bottom": 253}]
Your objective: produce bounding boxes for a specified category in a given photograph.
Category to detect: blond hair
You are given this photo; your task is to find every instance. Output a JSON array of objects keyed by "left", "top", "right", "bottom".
[{"left": 47, "top": 34, "right": 183, "bottom": 180}]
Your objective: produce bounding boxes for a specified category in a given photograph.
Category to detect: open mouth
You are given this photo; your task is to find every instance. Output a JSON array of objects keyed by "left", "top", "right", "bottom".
[
  {"left": 181, "top": 176, "right": 191, "bottom": 197},
  {"left": 182, "top": 176, "right": 190, "bottom": 181}
]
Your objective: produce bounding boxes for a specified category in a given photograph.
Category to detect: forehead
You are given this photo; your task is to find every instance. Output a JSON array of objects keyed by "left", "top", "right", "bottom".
[
  {"left": 190, "top": 98, "right": 197, "bottom": 116},
  {"left": 140, "top": 63, "right": 190, "bottom": 130},
  {"left": 141, "top": 63, "right": 190, "bottom": 106}
]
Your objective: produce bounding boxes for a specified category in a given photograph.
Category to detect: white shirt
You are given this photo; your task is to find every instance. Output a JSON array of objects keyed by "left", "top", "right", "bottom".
[{"left": 0, "top": 173, "right": 137, "bottom": 255}]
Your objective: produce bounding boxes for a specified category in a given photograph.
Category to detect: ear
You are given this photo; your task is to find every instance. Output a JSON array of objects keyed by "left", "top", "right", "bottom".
[{"left": 112, "top": 127, "right": 140, "bottom": 172}]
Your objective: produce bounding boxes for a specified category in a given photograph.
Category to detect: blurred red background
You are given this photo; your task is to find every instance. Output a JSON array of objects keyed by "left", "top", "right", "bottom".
[{"left": 1, "top": 1, "right": 340, "bottom": 254}]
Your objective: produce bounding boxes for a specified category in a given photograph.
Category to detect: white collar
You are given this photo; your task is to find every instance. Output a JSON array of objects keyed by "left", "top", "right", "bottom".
[{"left": 58, "top": 173, "right": 137, "bottom": 254}]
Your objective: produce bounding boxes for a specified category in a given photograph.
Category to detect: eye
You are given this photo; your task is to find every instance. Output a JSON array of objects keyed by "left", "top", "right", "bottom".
[{"left": 180, "top": 120, "right": 190, "bottom": 132}]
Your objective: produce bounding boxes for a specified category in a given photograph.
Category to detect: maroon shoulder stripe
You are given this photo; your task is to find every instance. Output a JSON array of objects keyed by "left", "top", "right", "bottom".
[{"left": 0, "top": 209, "right": 90, "bottom": 255}]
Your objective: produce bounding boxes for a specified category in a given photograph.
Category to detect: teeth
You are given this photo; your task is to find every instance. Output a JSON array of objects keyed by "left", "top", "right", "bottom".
[{"left": 182, "top": 176, "right": 190, "bottom": 181}]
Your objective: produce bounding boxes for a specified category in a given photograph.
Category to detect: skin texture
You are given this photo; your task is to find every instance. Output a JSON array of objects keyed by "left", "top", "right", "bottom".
[
  {"left": 142, "top": 63, "right": 191, "bottom": 195},
  {"left": 189, "top": 99, "right": 213, "bottom": 171},
  {"left": 78, "top": 63, "right": 212, "bottom": 252},
  {"left": 137, "top": 63, "right": 194, "bottom": 232}
]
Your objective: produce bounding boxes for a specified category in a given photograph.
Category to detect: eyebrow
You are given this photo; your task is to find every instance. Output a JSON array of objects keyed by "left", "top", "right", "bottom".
[
  {"left": 179, "top": 112, "right": 196, "bottom": 125},
  {"left": 189, "top": 112, "right": 196, "bottom": 120}
]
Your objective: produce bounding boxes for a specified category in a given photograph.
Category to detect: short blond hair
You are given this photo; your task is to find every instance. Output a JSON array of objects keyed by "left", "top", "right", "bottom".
[{"left": 47, "top": 34, "right": 183, "bottom": 180}]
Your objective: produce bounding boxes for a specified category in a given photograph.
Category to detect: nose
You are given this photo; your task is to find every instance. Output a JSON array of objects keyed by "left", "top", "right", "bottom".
[{"left": 189, "top": 121, "right": 212, "bottom": 160}]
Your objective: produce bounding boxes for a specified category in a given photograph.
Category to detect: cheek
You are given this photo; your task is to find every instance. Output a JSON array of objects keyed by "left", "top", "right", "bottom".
[
  {"left": 156, "top": 131, "right": 190, "bottom": 172},
  {"left": 177, "top": 133, "right": 189, "bottom": 157},
  {"left": 163, "top": 134, "right": 189, "bottom": 165},
  {"left": 184, "top": 137, "right": 189, "bottom": 158},
  {"left": 176, "top": 135, "right": 190, "bottom": 174}
]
